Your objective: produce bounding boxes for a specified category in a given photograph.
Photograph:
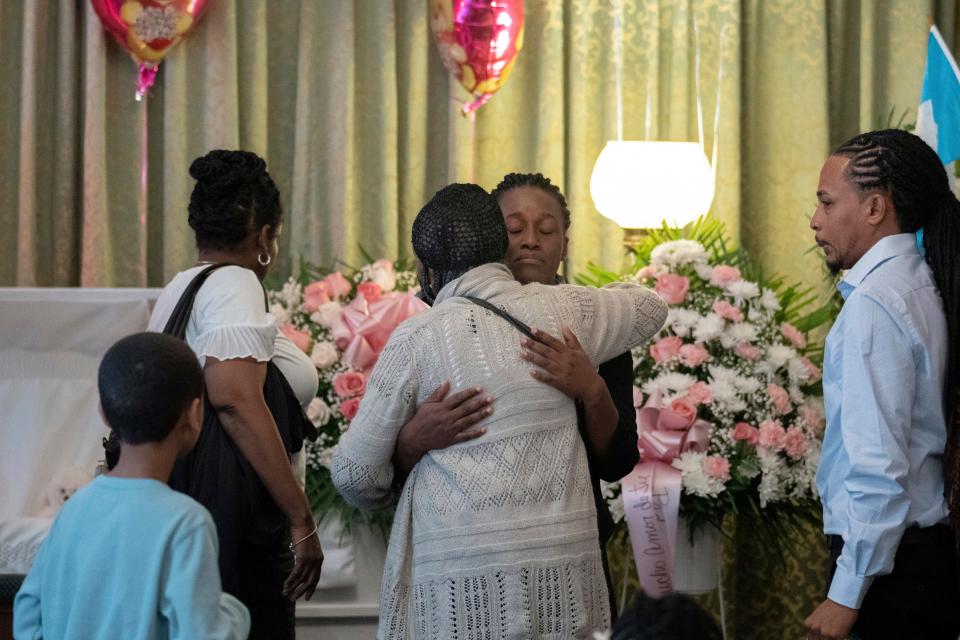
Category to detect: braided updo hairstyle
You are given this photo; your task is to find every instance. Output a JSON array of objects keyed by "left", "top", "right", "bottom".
[
  {"left": 834, "top": 129, "right": 960, "bottom": 540},
  {"left": 188, "top": 150, "right": 282, "bottom": 250},
  {"left": 491, "top": 172, "right": 571, "bottom": 229}
]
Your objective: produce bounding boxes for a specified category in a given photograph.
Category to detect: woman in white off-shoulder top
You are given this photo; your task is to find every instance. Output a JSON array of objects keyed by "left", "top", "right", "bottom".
[{"left": 147, "top": 150, "right": 322, "bottom": 639}]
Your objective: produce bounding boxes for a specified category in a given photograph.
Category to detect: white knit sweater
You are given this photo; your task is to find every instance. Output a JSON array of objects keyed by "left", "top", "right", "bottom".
[{"left": 332, "top": 263, "right": 667, "bottom": 639}]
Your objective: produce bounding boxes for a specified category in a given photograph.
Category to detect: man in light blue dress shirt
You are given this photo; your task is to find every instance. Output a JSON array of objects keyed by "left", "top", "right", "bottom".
[{"left": 804, "top": 129, "right": 960, "bottom": 640}]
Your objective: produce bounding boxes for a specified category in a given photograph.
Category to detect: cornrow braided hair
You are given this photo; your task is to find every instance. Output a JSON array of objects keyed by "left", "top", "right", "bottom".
[
  {"left": 491, "top": 172, "right": 571, "bottom": 229},
  {"left": 187, "top": 149, "right": 282, "bottom": 251},
  {"left": 834, "top": 129, "right": 960, "bottom": 543}
]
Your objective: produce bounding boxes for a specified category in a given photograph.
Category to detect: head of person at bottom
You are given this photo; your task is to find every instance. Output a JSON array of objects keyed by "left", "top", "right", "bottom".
[
  {"left": 411, "top": 182, "right": 508, "bottom": 304},
  {"left": 492, "top": 172, "right": 571, "bottom": 285},
  {"left": 810, "top": 128, "right": 955, "bottom": 275},
  {"left": 188, "top": 149, "right": 284, "bottom": 281},
  {"left": 610, "top": 591, "right": 723, "bottom": 640},
  {"left": 98, "top": 332, "right": 204, "bottom": 471}
]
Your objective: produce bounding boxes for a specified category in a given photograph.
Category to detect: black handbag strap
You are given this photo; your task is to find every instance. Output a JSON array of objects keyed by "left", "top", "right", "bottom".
[
  {"left": 162, "top": 264, "right": 233, "bottom": 338},
  {"left": 462, "top": 295, "right": 542, "bottom": 343}
]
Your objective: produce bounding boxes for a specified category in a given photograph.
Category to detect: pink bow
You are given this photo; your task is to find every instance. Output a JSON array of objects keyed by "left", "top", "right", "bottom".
[
  {"left": 333, "top": 292, "right": 428, "bottom": 371},
  {"left": 636, "top": 403, "right": 711, "bottom": 464}
]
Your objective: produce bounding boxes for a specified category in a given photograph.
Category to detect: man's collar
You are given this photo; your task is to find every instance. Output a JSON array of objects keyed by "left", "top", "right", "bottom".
[{"left": 837, "top": 233, "right": 918, "bottom": 299}]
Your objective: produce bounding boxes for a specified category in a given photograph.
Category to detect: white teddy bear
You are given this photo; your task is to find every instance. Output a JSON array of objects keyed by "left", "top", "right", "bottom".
[{"left": 37, "top": 466, "right": 93, "bottom": 518}]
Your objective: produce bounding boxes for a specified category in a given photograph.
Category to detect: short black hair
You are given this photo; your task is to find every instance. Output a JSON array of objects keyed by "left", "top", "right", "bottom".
[
  {"left": 611, "top": 592, "right": 722, "bottom": 640},
  {"left": 98, "top": 333, "right": 203, "bottom": 445},
  {"left": 491, "top": 172, "right": 571, "bottom": 229},
  {"left": 188, "top": 149, "right": 282, "bottom": 251}
]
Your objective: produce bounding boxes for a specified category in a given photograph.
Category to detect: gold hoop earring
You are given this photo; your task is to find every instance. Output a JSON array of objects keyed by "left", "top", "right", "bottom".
[{"left": 257, "top": 251, "right": 271, "bottom": 267}]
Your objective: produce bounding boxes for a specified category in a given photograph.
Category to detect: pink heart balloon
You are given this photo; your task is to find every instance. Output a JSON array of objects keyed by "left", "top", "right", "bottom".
[
  {"left": 89, "top": 0, "right": 212, "bottom": 98},
  {"left": 429, "top": 0, "right": 525, "bottom": 114}
]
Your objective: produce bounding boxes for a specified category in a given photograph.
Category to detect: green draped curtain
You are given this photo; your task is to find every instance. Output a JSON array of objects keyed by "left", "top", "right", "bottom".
[{"left": 3, "top": 1, "right": 960, "bottom": 637}]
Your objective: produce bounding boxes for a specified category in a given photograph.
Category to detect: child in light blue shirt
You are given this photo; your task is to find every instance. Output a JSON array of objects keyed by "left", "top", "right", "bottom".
[{"left": 14, "top": 332, "right": 250, "bottom": 640}]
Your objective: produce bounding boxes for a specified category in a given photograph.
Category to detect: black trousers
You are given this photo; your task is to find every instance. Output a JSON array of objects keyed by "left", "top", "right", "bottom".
[{"left": 826, "top": 525, "right": 960, "bottom": 640}]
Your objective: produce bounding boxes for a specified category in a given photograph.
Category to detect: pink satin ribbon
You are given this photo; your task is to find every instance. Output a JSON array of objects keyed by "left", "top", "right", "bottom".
[
  {"left": 622, "top": 396, "right": 711, "bottom": 597},
  {"left": 332, "top": 292, "right": 428, "bottom": 371}
]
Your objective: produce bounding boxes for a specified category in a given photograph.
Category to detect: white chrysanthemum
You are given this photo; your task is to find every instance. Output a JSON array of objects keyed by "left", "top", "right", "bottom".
[
  {"left": 280, "top": 279, "right": 302, "bottom": 308},
  {"left": 747, "top": 306, "right": 767, "bottom": 322},
  {"left": 766, "top": 344, "right": 797, "bottom": 369},
  {"left": 695, "top": 263, "right": 715, "bottom": 281},
  {"left": 733, "top": 374, "right": 762, "bottom": 395},
  {"left": 725, "top": 279, "right": 760, "bottom": 301},
  {"left": 721, "top": 321, "right": 759, "bottom": 348},
  {"left": 757, "top": 448, "right": 787, "bottom": 507},
  {"left": 310, "top": 341, "right": 339, "bottom": 369},
  {"left": 649, "top": 240, "right": 709, "bottom": 268},
  {"left": 787, "top": 357, "right": 812, "bottom": 383},
  {"left": 306, "top": 397, "right": 332, "bottom": 427},
  {"left": 788, "top": 384, "right": 805, "bottom": 404},
  {"left": 666, "top": 308, "right": 701, "bottom": 337},
  {"left": 641, "top": 372, "right": 697, "bottom": 400},
  {"left": 760, "top": 288, "right": 781, "bottom": 312},
  {"left": 310, "top": 301, "right": 343, "bottom": 329},
  {"left": 673, "top": 452, "right": 726, "bottom": 498},
  {"left": 693, "top": 313, "right": 725, "bottom": 343},
  {"left": 269, "top": 303, "right": 288, "bottom": 325}
]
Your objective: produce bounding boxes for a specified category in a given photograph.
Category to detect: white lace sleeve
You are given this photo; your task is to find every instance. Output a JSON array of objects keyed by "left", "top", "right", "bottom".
[
  {"left": 190, "top": 267, "right": 277, "bottom": 363},
  {"left": 331, "top": 328, "right": 418, "bottom": 510},
  {"left": 558, "top": 283, "right": 667, "bottom": 366}
]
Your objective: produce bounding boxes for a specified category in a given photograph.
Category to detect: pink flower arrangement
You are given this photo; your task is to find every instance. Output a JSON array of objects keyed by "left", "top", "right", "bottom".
[
  {"left": 712, "top": 299, "right": 744, "bottom": 322},
  {"left": 303, "top": 281, "right": 331, "bottom": 312},
  {"left": 709, "top": 265, "right": 741, "bottom": 287},
  {"left": 685, "top": 381, "right": 713, "bottom": 405},
  {"left": 280, "top": 324, "right": 313, "bottom": 354},
  {"left": 654, "top": 273, "right": 690, "bottom": 305},
  {"left": 668, "top": 398, "right": 698, "bottom": 427},
  {"left": 767, "top": 383, "right": 792, "bottom": 416},
  {"left": 734, "top": 342, "right": 762, "bottom": 361},
  {"left": 780, "top": 322, "right": 806, "bottom": 349},
  {"left": 339, "top": 397, "right": 362, "bottom": 420},
  {"left": 679, "top": 344, "right": 710, "bottom": 367},
  {"left": 732, "top": 422, "right": 760, "bottom": 446},
  {"left": 704, "top": 455, "right": 731, "bottom": 481},
  {"left": 356, "top": 282, "right": 382, "bottom": 303},
  {"left": 650, "top": 336, "right": 683, "bottom": 363},
  {"left": 798, "top": 404, "right": 825, "bottom": 434},
  {"left": 758, "top": 420, "right": 787, "bottom": 450},
  {"left": 322, "top": 272, "right": 353, "bottom": 299},
  {"left": 783, "top": 426, "right": 808, "bottom": 460},
  {"left": 333, "top": 371, "right": 367, "bottom": 398},
  {"left": 798, "top": 356, "right": 823, "bottom": 382}
]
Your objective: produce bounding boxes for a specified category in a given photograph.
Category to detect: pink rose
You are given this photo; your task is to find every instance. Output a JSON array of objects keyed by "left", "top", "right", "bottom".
[
  {"left": 758, "top": 420, "right": 787, "bottom": 450},
  {"left": 783, "top": 426, "right": 808, "bottom": 460},
  {"left": 280, "top": 324, "right": 312, "bottom": 354},
  {"left": 735, "top": 342, "right": 761, "bottom": 361},
  {"left": 668, "top": 398, "right": 698, "bottom": 427},
  {"left": 798, "top": 357, "right": 822, "bottom": 382},
  {"left": 356, "top": 282, "right": 383, "bottom": 303},
  {"left": 767, "top": 383, "right": 792, "bottom": 416},
  {"left": 780, "top": 322, "right": 807, "bottom": 349},
  {"left": 322, "top": 272, "right": 353, "bottom": 299},
  {"left": 654, "top": 274, "right": 690, "bottom": 305},
  {"left": 709, "top": 265, "right": 742, "bottom": 287},
  {"left": 649, "top": 336, "right": 683, "bottom": 364},
  {"left": 339, "top": 397, "right": 362, "bottom": 421},
  {"left": 712, "top": 299, "right": 744, "bottom": 322},
  {"left": 679, "top": 344, "right": 710, "bottom": 367},
  {"left": 333, "top": 371, "right": 367, "bottom": 398},
  {"left": 798, "top": 404, "right": 825, "bottom": 435},
  {"left": 685, "top": 382, "right": 713, "bottom": 405},
  {"left": 303, "top": 281, "right": 331, "bottom": 313},
  {"left": 732, "top": 422, "right": 760, "bottom": 446},
  {"left": 704, "top": 455, "right": 731, "bottom": 481}
]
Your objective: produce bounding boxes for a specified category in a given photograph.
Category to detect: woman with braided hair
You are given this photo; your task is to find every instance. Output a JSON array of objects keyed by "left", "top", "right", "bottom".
[
  {"left": 146, "top": 150, "right": 323, "bottom": 638},
  {"left": 805, "top": 129, "right": 960, "bottom": 640}
]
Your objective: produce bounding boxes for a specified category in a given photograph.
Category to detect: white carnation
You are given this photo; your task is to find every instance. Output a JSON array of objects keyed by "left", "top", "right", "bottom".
[
  {"left": 306, "top": 397, "right": 332, "bottom": 427},
  {"left": 650, "top": 240, "right": 709, "bottom": 268},
  {"left": 725, "top": 279, "right": 760, "bottom": 301},
  {"left": 666, "top": 308, "right": 701, "bottom": 337},
  {"left": 269, "top": 303, "right": 288, "bottom": 325},
  {"left": 693, "top": 313, "right": 725, "bottom": 343},
  {"left": 310, "top": 341, "right": 339, "bottom": 369},
  {"left": 310, "top": 301, "right": 343, "bottom": 329},
  {"left": 673, "top": 452, "right": 726, "bottom": 498},
  {"left": 760, "top": 288, "right": 781, "bottom": 312},
  {"left": 765, "top": 344, "right": 797, "bottom": 369}
]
